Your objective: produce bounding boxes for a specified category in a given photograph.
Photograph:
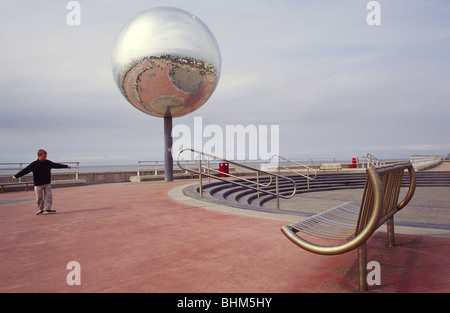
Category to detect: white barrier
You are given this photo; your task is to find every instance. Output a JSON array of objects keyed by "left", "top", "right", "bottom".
[{"left": 410, "top": 155, "right": 442, "bottom": 171}]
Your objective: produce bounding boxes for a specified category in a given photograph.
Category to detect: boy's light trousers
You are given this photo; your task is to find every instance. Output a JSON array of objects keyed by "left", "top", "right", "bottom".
[{"left": 34, "top": 184, "right": 53, "bottom": 211}]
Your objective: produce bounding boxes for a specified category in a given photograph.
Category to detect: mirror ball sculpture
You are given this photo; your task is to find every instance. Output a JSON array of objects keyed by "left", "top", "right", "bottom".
[{"left": 112, "top": 7, "right": 221, "bottom": 181}]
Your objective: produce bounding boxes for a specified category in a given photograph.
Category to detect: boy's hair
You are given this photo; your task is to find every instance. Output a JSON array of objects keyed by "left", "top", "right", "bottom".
[{"left": 37, "top": 149, "right": 47, "bottom": 156}]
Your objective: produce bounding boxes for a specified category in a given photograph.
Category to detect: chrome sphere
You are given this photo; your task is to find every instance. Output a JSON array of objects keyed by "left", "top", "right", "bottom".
[{"left": 112, "top": 7, "right": 221, "bottom": 118}]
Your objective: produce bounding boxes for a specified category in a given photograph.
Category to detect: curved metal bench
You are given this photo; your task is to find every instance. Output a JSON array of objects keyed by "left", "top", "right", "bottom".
[{"left": 281, "top": 162, "right": 416, "bottom": 291}]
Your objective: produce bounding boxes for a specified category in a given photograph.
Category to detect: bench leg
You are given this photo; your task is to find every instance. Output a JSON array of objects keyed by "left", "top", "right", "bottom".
[
  {"left": 387, "top": 217, "right": 395, "bottom": 247},
  {"left": 358, "top": 243, "right": 368, "bottom": 292}
]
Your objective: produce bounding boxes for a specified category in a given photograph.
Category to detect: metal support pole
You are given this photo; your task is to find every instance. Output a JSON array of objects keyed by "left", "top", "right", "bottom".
[
  {"left": 387, "top": 217, "right": 395, "bottom": 247},
  {"left": 358, "top": 243, "right": 368, "bottom": 292},
  {"left": 164, "top": 116, "right": 174, "bottom": 182}
]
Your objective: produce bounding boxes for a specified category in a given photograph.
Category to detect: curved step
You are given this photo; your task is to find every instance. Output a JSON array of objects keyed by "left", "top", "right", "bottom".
[{"left": 184, "top": 171, "right": 450, "bottom": 212}]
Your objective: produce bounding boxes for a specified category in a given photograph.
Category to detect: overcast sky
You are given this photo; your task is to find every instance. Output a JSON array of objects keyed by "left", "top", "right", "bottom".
[{"left": 1, "top": 0, "right": 449, "bottom": 165}]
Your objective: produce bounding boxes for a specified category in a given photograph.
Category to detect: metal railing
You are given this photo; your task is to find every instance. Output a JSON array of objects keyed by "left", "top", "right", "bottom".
[
  {"left": 137, "top": 159, "right": 271, "bottom": 176},
  {"left": 176, "top": 149, "right": 297, "bottom": 209},
  {"left": 0, "top": 163, "right": 26, "bottom": 182},
  {"left": 272, "top": 155, "right": 317, "bottom": 190},
  {"left": 0, "top": 162, "right": 80, "bottom": 181},
  {"left": 137, "top": 161, "right": 161, "bottom": 176},
  {"left": 137, "top": 160, "right": 205, "bottom": 176},
  {"left": 361, "top": 153, "right": 386, "bottom": 168},
  {"left": 65, "top": 162, "right": 80, "bottom": 180},
  {"left": 410, "top": 155, "right": 442, "bottom": 170}
]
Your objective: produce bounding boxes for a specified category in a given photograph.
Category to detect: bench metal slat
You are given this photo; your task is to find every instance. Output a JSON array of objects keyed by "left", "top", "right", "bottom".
[
  {"left": 293, "top": 223, "right": 354, "bottom": 236},
  {"left": 291, "top": 218, "right": 356, "bottom": 237},
  {"left": 290, "top": 201, "right": 360, "bottom": 240},
  {"left": 296, "top": 227, "right": 354, "bottom": 240},
  {"left": 292, "top": 224, "right": 353, "bottom": 236},
  {"left": 291, "top": 201, "right": 360, "bottom": 227}
]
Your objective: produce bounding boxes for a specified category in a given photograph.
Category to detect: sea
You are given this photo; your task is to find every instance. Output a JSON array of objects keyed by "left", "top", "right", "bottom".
[
  {"left": 0, "top": 164, "right": 140, "bottom": 176},
  {"left": 0, "top": 156, "right": 409, "bottom": 176}
]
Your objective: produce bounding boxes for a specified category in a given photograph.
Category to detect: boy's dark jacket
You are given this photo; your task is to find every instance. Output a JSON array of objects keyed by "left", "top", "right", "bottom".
[{"left": 14, "top": 159, "right": 69, "bottom": 186}]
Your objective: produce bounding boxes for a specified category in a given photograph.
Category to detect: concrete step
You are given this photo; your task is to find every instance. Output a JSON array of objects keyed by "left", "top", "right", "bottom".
[{"left": 191, "top": 170, "right": 450, "bottom": 210}]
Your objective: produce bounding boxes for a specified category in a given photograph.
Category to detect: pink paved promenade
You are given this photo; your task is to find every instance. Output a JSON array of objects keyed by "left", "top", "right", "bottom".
[
  {"left": 0, "top": 180, "right": 449, "bottom": 293},
  {"left": 428, "top": 162, "right": 450, "bottom": 171}
]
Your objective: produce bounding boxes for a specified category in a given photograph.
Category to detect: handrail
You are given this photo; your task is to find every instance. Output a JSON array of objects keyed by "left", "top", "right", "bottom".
[
  {"left": 410, "top": 155, "right": 442, "bottom": 171},
  {"left": 137, "top": 160, "right": 160, "bottom": 176},
  {"left": 271, "top": 155, "right": 317, "bottom": 190},
  {"left": 193, "top": 154, "right": 273, "bottom": 187},
  {"left": 0, "top": 162, "right": 80, "bottom": 180},
  {"left": 176, "top": 148, "right": 297, "bottom": 209},
  {"left": 137, "top": 160, "right": 204, "bottom": 176},
  {"left": 365, "top": 153, "right": 385, "bottom": 168}
]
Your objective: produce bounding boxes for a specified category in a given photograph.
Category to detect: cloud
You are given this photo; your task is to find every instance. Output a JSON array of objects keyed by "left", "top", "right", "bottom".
[{"left": 1, "top": 1, "right": 449, "bottom": 165}]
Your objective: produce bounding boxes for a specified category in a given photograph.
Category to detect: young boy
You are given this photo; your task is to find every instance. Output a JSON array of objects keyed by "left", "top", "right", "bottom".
[{"left": 12, "top": 149, "right": 71, "bottom": 215}]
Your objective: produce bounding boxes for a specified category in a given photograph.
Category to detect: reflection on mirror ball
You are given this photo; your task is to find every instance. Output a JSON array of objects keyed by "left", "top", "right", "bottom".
[{"left": 112, "top": 7, "right": 221, "bottom": 118}]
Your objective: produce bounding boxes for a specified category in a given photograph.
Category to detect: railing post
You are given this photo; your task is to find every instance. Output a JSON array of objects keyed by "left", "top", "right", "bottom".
[
  {"left": 307, "top": 168, "right": 310, "bottom": 190},
  {"left": 276, "top": 176, "right": 279, "bottom": 210},
  {"left": 198, "top": 157, "right": 203, "bottom": 198},
  {"left": 207, "top": 158, "right": 210, "bottom": 184},
  {"left": 137, "top": 161, "right": 141, "bottom": 177},
  {"left": 18, "top": 163, "right": 23, "bottom": 183},
  {"left": 277, "top": 159, "right": 280, "bottom": 209},
  {"left": 76, "top": 162, "right": 79, "bottom": 180},
  {"left": 256, "top": 172, "right": 260, "bottom": 199}
]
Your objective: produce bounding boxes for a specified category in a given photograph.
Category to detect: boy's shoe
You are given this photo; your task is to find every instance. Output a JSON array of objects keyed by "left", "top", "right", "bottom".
[
  {"left": 43, "top": 209, "right": 56, "bottom": 215},
  {"left": 36, "top": 210, "right": 44, "bottom": 215}
]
